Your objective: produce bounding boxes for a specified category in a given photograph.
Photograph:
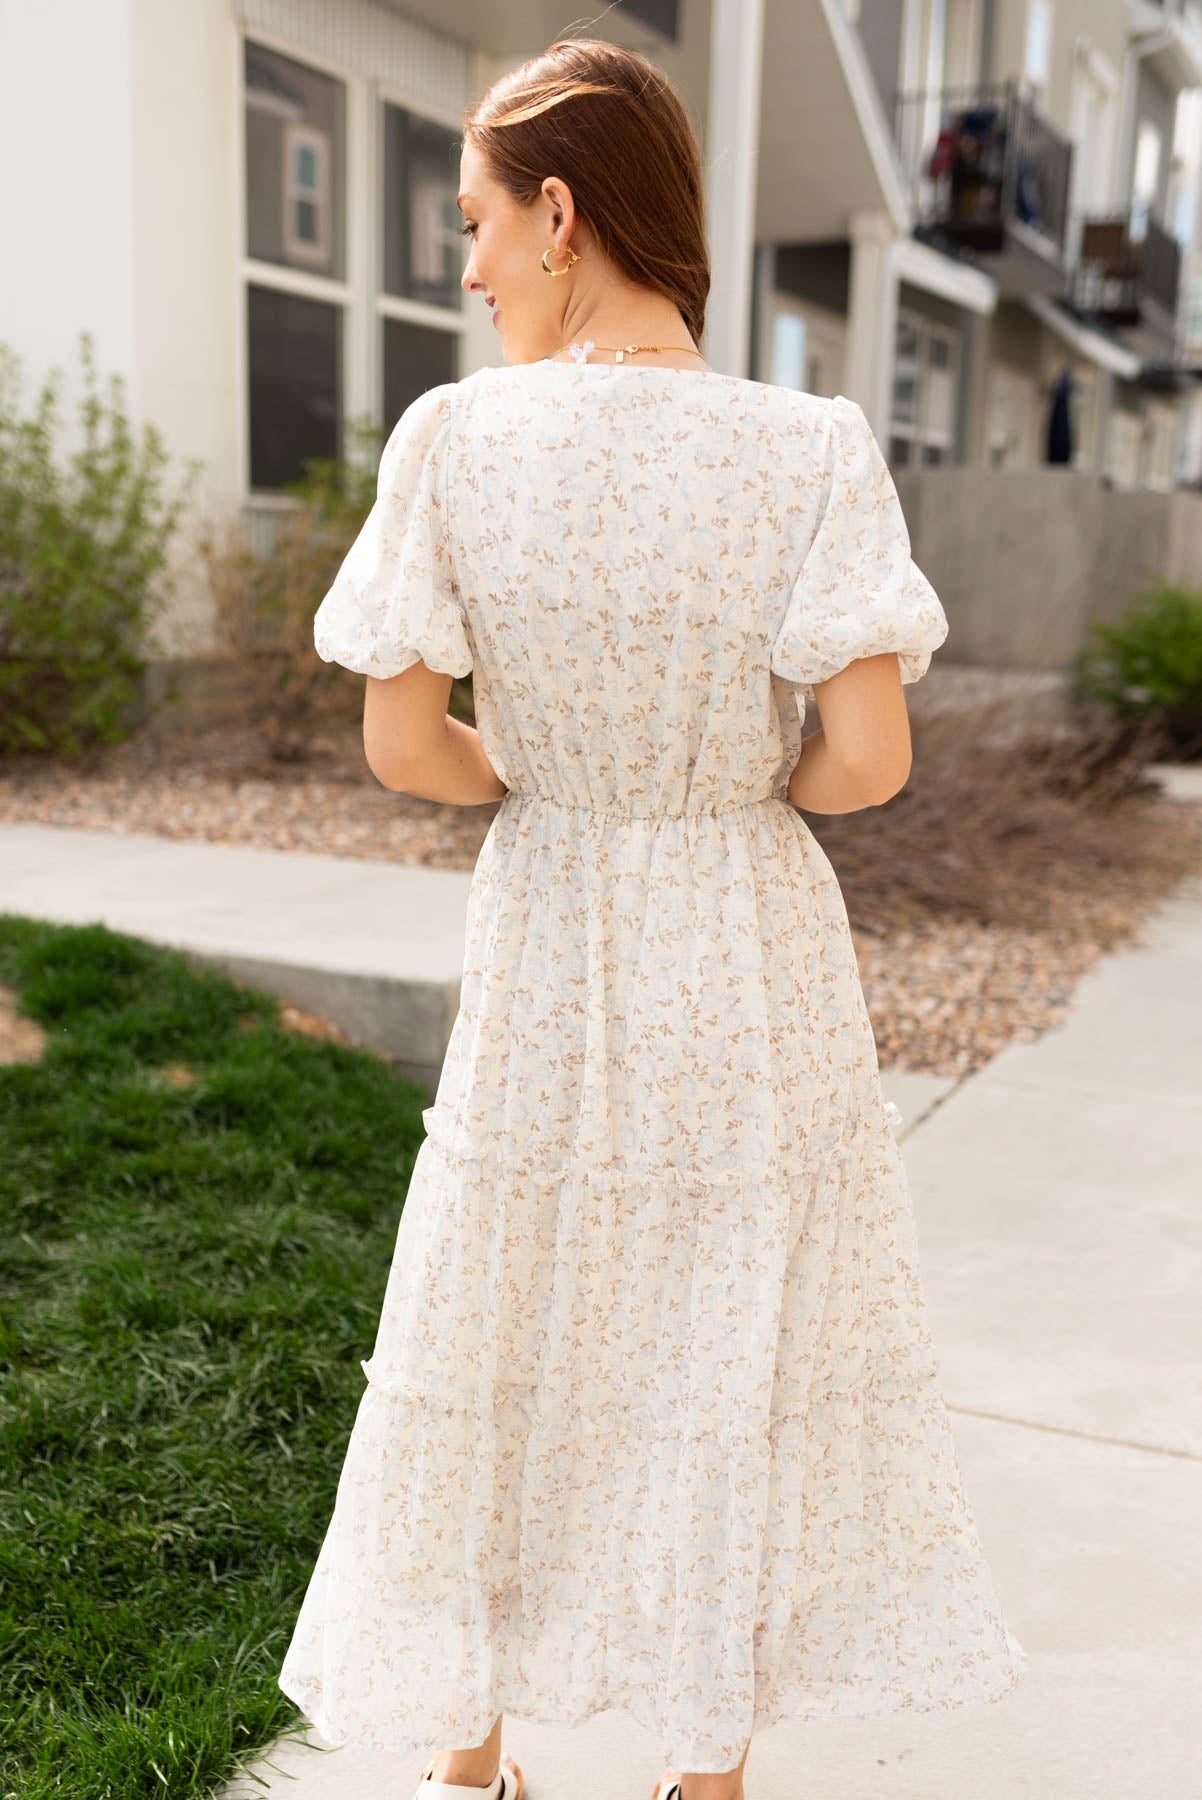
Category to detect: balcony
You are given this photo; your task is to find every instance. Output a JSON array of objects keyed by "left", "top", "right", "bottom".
[
  {"left": 1070, "top": 208, "right": 1183, "bottom": 353},
  {"left": 894, "top": 80, "right": 1074, "bottom": 299},
  {"left": 1130, "top": 0, "right": 1202, "bottom": 94}
]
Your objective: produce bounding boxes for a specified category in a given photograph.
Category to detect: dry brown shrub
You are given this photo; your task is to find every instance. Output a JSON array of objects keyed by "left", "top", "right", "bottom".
[
  {"left": 189, "top": 433, "right": 474, "bottom": 766},
  {"left": 810, "top": 679, "right": 1199, "bottom": 943},
  {"left": 191, "top": 505, "right": 363, "bottom": 766}
]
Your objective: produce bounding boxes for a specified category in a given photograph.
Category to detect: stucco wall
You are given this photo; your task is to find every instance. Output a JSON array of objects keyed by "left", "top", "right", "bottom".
[
  {"left": 897, "top": 463, "right": 1202, "bottom": 670},
  {"left": 0, "top": 0, "right": 137, "bottom": 397}
]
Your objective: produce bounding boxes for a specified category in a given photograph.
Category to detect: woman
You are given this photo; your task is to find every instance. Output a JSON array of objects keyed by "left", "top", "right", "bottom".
[{"left": 278, "top": 36, "right": 1026, "bottom": 1800}]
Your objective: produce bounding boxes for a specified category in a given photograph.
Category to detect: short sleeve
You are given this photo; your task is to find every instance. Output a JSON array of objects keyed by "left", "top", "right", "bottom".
[
  {"left": 770, "top": 394, "right": 948, "bottom": 698},
  {"left": 313, "top": 382, "right": 473, "bottom": 679}
]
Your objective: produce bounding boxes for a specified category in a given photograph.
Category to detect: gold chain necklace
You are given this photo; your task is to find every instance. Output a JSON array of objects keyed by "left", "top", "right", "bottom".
[{"left": 552, "top": 337, "right": 710, "bottom": 367}]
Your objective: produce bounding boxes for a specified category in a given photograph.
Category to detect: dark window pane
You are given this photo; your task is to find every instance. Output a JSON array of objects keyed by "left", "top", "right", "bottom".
[
  {"left": 383, "top": 318, "right": 459, "bottom": 425},
  {"left": 245, "top": 40, "right": 345, "bottom": 279},
  {"left": 382, "top": 102, "right": 463, "bottom": 308},
  {"left": 248, "top": 285, "right": 342, "bottom": 491},
  {"left": 620, "top": 0, "right": 679, "bottom": 37}
]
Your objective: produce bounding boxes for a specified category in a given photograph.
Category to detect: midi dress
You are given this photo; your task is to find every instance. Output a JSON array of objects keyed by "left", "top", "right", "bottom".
[{"left": 277, "top": 354, "right": 1027, "bottom": 1773}]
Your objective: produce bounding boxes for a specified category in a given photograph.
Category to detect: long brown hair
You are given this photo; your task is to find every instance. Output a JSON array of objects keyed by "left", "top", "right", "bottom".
[{"left": 463, "top": 37, "right": 710, "bottom": 346}]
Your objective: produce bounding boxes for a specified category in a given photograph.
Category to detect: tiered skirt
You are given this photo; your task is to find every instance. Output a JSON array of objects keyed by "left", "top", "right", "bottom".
[{"left": 279, "top": 792, "right": 1025, "bottom": 1769}]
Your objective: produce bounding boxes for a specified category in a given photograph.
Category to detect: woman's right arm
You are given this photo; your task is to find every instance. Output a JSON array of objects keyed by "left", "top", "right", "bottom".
[{"left": 785, "top": 651, "right": 913, "bottom": 814}]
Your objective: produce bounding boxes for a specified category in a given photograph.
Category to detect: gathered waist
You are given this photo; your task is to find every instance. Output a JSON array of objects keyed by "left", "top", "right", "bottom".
[{"left": 502, "top": 789, "right": 785, "bottom": 819}]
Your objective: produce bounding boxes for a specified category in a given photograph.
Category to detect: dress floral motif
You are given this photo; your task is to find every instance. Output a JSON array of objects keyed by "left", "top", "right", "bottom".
[{"left": 279, "top": 360, "right": 1026, "bottom": 1772}]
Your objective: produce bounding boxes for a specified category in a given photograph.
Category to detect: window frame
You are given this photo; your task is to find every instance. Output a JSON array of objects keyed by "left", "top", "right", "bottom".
[
  {"left": 282, "top": 121, "right": 333, "bottom": 267},
  {"left": 235, "top": 24, "right": 468, "bottom": 505},
  {"left": 374, "top": 85, "right": 469, "bottom": 405},
  {"left": 890, "top": 308, "right": 962, "bottom": 465}
]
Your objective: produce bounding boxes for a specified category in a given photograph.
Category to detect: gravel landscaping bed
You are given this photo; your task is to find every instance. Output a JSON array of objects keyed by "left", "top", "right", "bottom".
[{"left": 3, "top": 717, "right": 1198, "bottom": 1079}]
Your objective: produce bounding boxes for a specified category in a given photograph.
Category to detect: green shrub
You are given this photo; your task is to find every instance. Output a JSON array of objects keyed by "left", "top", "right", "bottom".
[
  {"left": 0, "top": 331, "right": 196, "bottom": 758},
  {"left": 1073, "top": 585, "right": 1202, "bottom": 760}
]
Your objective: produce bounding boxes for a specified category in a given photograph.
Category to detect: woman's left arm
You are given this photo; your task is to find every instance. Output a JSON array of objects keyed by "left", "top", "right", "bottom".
[{"left": 362, "top": 664, "right": 508, "bottom": 804}]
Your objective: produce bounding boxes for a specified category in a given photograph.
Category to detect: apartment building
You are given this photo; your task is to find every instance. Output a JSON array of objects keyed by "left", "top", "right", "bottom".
[
  {"left": 3, "top": 0, "right": 1200, "bottom": 662},
  {"left": 762, "top": 0, "right": 1202, "bottom": 484}
]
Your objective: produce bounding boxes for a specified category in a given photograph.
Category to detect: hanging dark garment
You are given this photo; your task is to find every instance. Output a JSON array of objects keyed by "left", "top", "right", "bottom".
[{"left": 1047, "top": 369, "right": 1076, "bottom": 464}]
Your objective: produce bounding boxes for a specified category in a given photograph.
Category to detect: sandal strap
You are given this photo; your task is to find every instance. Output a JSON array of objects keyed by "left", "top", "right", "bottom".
[{"left": 418, "top": 1764, "right": 505, "bottom": 1800}]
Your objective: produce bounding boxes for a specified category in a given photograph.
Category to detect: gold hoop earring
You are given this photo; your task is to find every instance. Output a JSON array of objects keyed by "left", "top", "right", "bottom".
[{"left": 541, "top": 245, "right": 581, "bottom": 277}]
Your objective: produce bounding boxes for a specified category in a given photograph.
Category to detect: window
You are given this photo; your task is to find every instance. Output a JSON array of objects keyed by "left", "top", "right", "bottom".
[
  {"left": 1104, "top": 407, "right": 1143, "bottom": 486},
  {"left": 1132, "top": 121, "right": 1164, "bottom": 242},
  {"left": 1168, "top": 89, "right": 1202, "bottom": 249},
  {"left": 891, "top": 316, "right": 920, "bottom": 463},
  {"left": 283, "top": 124, "right": 332, "bottom": 266},
  {"left": 379, "top": 100, "right": 463, "bottom": 421},
  {"left": 1068, "top": 42, "right": 1118, "bottom": 249},
  {"left": 1184, "top": 266, "right": 1202, "bottom": 348},
  {"left": 243, "top": 39, "right": 347, "bottom": 492},
  {"left": 890, "top": 312, "right": 960, "bottom": 465},
  {"left": 1145, "top": 407, "right": 1176, "bottom": 490},
  {"left": 247, "top": 286, "right": 341, "bottom": 491},
  {"left": 239, "top": 34, "right": 469, "bottom": 498},
  {"left": 1024, "top": 0, "right": 1053, "bottom": 106},
  {"left": 383, "top": 317, "right": 458, "bottom": 426},
  {"left": 987, "top": 366, "right": 1037, "bottom": 469},
  {"left": 1072, "top": 366, "right": 1099, "bottom": 471},
  {"left": 244, "top": 41, "right": 345, "bottom": 278},
  {"left": 382, "top": 102, "right": 463, "bottom": 308}
]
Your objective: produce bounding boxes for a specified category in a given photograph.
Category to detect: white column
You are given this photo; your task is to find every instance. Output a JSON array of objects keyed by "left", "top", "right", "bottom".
[
  {"left": 845, "top": 209, "right": 900, "bottom": 434},
  {"left": 704, "top": 0, "right": 765, "bottom": 377}
]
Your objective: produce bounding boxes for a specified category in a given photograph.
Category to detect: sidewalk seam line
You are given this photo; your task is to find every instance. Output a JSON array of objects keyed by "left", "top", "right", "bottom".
[{"left": 946, "top": 1402, "right": 1202, "bottom": 1462}]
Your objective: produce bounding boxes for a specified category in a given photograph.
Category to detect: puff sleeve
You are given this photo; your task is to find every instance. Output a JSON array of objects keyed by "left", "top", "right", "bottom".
[
  {"left": 313, "top": 382, "right": 473, "bottom": 679},
  {"left": 770, "top": 394, "right": 948, "bottom": 699}
]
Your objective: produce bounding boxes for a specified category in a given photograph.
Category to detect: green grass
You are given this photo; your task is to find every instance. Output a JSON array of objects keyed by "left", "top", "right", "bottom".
[{"left": 0, "top": 915, "right": 430, "bottom": 1798}]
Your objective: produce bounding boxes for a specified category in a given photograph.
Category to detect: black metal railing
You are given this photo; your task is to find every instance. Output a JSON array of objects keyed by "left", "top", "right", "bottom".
[
  {"left": 1072, "top": 209, "right": 1183, "bottom": 330},
  {"left": 894, "top": 80, "right": 1074, "bottom": 259}
]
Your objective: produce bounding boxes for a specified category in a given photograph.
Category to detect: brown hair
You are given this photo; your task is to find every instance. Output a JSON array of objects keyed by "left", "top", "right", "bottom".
[{"left": 463, "top": 37, "right": 710, "bottom": 345}]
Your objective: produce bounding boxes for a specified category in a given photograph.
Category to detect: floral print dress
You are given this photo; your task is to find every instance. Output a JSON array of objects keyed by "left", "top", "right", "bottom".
[{"left": 277, "top": 357, "right": 1026, "bottom": 1772}]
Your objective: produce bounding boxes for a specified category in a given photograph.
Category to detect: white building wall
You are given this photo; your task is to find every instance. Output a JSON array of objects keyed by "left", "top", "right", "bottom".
[
  {"left": 0, "top": 0, "right": 138, "bottom": 399},
  {"left": 129, "top": 0, "right": 243, "bottom": 566},
  {"left": 0, "top": 0, "right": 238, "bottom": 652}
]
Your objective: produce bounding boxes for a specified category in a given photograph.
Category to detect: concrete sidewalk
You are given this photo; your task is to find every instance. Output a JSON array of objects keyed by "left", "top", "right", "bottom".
[
  {"left": 0, "top": 821, "right": 478, "bottom": 1098},
  {"left": 3, "top": 793, "right": 1201, "bottom": 1798}
]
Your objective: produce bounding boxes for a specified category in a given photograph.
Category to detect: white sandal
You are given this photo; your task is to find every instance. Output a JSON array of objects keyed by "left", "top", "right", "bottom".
[{"left": 415, "top": 1751, "right": 524, "bottom": 1800}]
